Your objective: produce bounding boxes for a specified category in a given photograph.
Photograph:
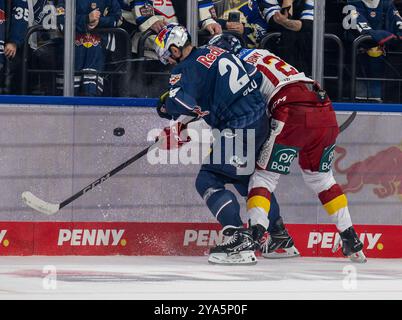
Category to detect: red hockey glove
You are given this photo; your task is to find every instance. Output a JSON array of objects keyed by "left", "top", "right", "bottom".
[{"left": 156, "top": 122, "right": 191, "bottom": 150}]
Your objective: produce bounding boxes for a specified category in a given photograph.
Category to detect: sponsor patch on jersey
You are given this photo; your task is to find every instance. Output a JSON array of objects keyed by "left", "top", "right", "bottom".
[
  {"left": 196, "top": 46, "right": 226, "bottom": 68},
  {"left": 267, "top": 144, "right": 299, "bottom": 175},
  {"left": 140, "top": 4, "right": 154, "bottom": 17},
  {"left": 76, "top": 34, "right": 101, "bottom": 48},
  {"left": 244, "top": 51, "right": 263, "bottom": 65},
  {"left": 319, "top": 144, "right": 336, "bottom": 172},
  {"left": 193, "top": 106, "right": 210, "bottom": 118},
  {"left": 0, "top": 9, "right": 5, "bottom": 23},
  {"left": 169, "top": 74, "right": 182, "bottom": 85},
  {"left": 370, "top": 11, "right": 376, "bottom": 18}
]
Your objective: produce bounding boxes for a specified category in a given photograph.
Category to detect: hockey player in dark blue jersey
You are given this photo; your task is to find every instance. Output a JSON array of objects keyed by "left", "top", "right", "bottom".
[{"left": 154, "top": 23, "right": 299, "bottom": 264}]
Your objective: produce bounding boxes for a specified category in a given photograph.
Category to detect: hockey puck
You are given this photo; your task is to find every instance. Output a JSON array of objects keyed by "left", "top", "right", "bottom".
[{"left": 113, "top": 127, "right": 125, "bottom": 137}]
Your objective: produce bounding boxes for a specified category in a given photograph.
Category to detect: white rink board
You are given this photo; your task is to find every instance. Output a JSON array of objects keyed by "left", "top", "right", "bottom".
[
  {"left": 0, "top": 104, "right": 401, "bottom": 227},
  {"left": 0, "top": 256, "right": 401, "bottom": 300}
]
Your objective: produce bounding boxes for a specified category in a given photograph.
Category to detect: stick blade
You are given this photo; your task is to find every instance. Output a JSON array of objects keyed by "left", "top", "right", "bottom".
[{"left": 22, "top": 191, "right": 60, "bottom": 215}]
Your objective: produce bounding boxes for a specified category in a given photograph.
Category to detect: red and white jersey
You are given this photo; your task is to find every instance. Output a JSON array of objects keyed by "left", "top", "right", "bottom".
[{"left": 239, "top": 49, "right": 314, "bottom": 104}]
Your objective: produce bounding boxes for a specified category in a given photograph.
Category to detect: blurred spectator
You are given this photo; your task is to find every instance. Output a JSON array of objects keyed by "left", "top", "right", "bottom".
[
  {"left": 56, "top": 0, "right": 122, "bottom": 96},
  {"left": 213, "top": 0, "right": 270, "bottom": 48},
  {"left": 0, "top": 0, "right": 5, "bottom": 93},
  {"left": 394, "top": 0, "right": 402, "bottom": 12},
  {"left": 117, "top": 0, "right": 137, "bottom": 35},
  {"left": 258, "top": 0, "right": 314, "bottom": 75},
  {"left": 343, "top": 0, "right": 402, "bottom": 102},
  {"left": 5, "top": 0, "right": 60, "bottom": 94},
  {"left": 130, "top": 0, "right": 222, "bottom": 57}
]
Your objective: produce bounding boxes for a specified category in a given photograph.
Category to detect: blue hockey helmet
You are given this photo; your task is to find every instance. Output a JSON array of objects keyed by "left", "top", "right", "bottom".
[{"left": 208, "top": 33, "right": 243, "bottom": 55}]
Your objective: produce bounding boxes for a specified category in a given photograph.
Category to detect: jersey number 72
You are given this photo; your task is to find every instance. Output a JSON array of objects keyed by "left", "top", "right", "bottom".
[{"left": 257, "top": 55, "right": 298, "bottom": 86}]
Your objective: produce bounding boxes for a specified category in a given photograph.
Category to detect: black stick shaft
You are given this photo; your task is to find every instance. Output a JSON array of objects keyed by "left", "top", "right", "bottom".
[
  {"left": 339, "top": 111, "right": 357, "bottom": 133},
  {"left": 59, "top": 145, "right": 152, "bottom": 209}
]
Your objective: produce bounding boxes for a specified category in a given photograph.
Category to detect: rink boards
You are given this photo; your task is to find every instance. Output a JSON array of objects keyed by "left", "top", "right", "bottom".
[
  {"left": 0, "top": 98, "right": 401, "bottom": 257},
  {"left": 0, "top": 221, "right": 401, "bottom": 258}
]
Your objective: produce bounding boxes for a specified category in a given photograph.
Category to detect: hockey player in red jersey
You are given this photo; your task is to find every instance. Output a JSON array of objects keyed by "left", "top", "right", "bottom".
[{"left": 209, "top": 34, "right": 367, "bottom": 263}]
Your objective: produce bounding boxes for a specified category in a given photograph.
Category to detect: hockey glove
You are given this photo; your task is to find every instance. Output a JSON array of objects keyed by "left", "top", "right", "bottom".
[
  {"left": 366, "top": 29, "right": 397, "bottom": 46},
  {"left": 156, "top": 122, "right": 192, "bottom": 150},
  {"left": 156, "top": 91, "right": 173, "bottom": 120}
]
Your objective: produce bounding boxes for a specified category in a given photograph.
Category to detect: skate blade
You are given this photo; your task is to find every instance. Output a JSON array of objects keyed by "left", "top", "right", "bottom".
[
  {"left": 208, "top": 251, "right": 258, "bottom": 265},
  {"left": 262, "top": 246, "right": 301, "bottom": 259},
  {"left": 348, "top": 250, "right": 367, "bottom": 263}
]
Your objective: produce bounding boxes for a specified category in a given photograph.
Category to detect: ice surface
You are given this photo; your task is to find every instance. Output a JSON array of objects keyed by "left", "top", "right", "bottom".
[{"left": 0, "top": 256, "right": 401, "bottom": 300}]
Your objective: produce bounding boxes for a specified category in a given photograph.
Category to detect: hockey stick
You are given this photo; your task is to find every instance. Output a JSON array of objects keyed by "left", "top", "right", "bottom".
[
  {"left": 339, "top": 111, "right": 357, "bottom": 133},
  {"left": 23, "top": 111, "right": 356, "bottom": 215},
  {"left": 22, "top": 116, "right": 197, "bottom": 215}
]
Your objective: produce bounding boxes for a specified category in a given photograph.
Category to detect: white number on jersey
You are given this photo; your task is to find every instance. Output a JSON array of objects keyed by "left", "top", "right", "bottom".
[
  {"left": 14, "top": 7, "right": 29, "bottom": 21},
  {"left": 219, "top": 57, "right": 249, "bottom": 94}
]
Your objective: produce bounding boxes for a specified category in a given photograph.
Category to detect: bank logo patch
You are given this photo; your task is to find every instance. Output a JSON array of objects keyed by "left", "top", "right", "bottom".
[
  {"left": 267, "top": 144, "right": 299, "bottom": 174},
  {"left": 319, "top": 144, "right": 336, "bottom": 172}
]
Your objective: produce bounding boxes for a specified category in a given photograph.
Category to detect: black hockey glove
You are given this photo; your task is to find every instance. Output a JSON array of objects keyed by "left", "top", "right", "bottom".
[{"left": 156, "top": 91, "right": 173, "bottom": 120}]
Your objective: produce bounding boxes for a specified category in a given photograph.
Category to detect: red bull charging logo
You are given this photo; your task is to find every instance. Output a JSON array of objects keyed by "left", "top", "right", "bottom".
[
  {"left": 75, "top": 34, "right": 101, "bottom": 48},
  {"left": 334, "top": 144, "right": 402, "bottom": 199}
]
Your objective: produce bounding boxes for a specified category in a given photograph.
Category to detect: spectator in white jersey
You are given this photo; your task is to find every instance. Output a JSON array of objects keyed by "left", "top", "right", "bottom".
[{"left": 126, "top": 0, "right": 222, "bottom": 57}]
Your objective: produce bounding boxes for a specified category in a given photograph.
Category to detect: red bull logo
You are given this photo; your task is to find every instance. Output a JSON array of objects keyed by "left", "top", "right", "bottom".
[
  {"left": 193, "top": 106, "right": 210, "bottom": 118},
  {"left": 334, "top": 145, "right": 402, "bottom": 199},
  {"left": 75, "top": 34, "right": 101, "bottom": 48},
  {"left": 0, "top": 10, "right": 5, "bottom": 24},
  {"left": 155, "top": 28, "right": 170, "bottom": 49}
]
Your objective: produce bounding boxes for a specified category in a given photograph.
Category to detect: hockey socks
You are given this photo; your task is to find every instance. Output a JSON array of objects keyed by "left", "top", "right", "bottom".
[
  {"left": 247, "top": 187, "right": 271, "bottom": 230},
  {"left": 205, "top": 189, "right": 243, "bottom": 227},
  {"left": 318, "top": 184, "right": 352, "bottom": 232}
]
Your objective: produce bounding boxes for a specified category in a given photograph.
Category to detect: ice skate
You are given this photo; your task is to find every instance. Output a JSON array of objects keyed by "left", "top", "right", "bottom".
[
  {"left": 208, "top": 226, "right": 258, "bottom": 265},
  {"left": 260, "top": 218, "right": 300, "bottom": 259},
  {"left": 333, "top": 226, "right": 367, "bottom": 263}
]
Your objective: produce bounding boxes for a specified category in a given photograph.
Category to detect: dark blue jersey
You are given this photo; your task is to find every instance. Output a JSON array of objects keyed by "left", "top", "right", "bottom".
[
  {"left": 165, "top": 45, "right": 266, "bottom": 130},
  {"left": 0, "top": 0, "right": 5, "bottom": 65},
  {"left": 238, "top": 0, "right": 270, "bottom": 46},
  {"left": 8, "top": 0, "right": 57, "bottom": 47},
  {"left": 57, "top": 0, "right": 122, "bottom": 34},
  {"left": 349, "top": 0, "right": 402, "bottom": 35},
  {"left": 117, "top": 0, "right": 133, "bottom": 12}
]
